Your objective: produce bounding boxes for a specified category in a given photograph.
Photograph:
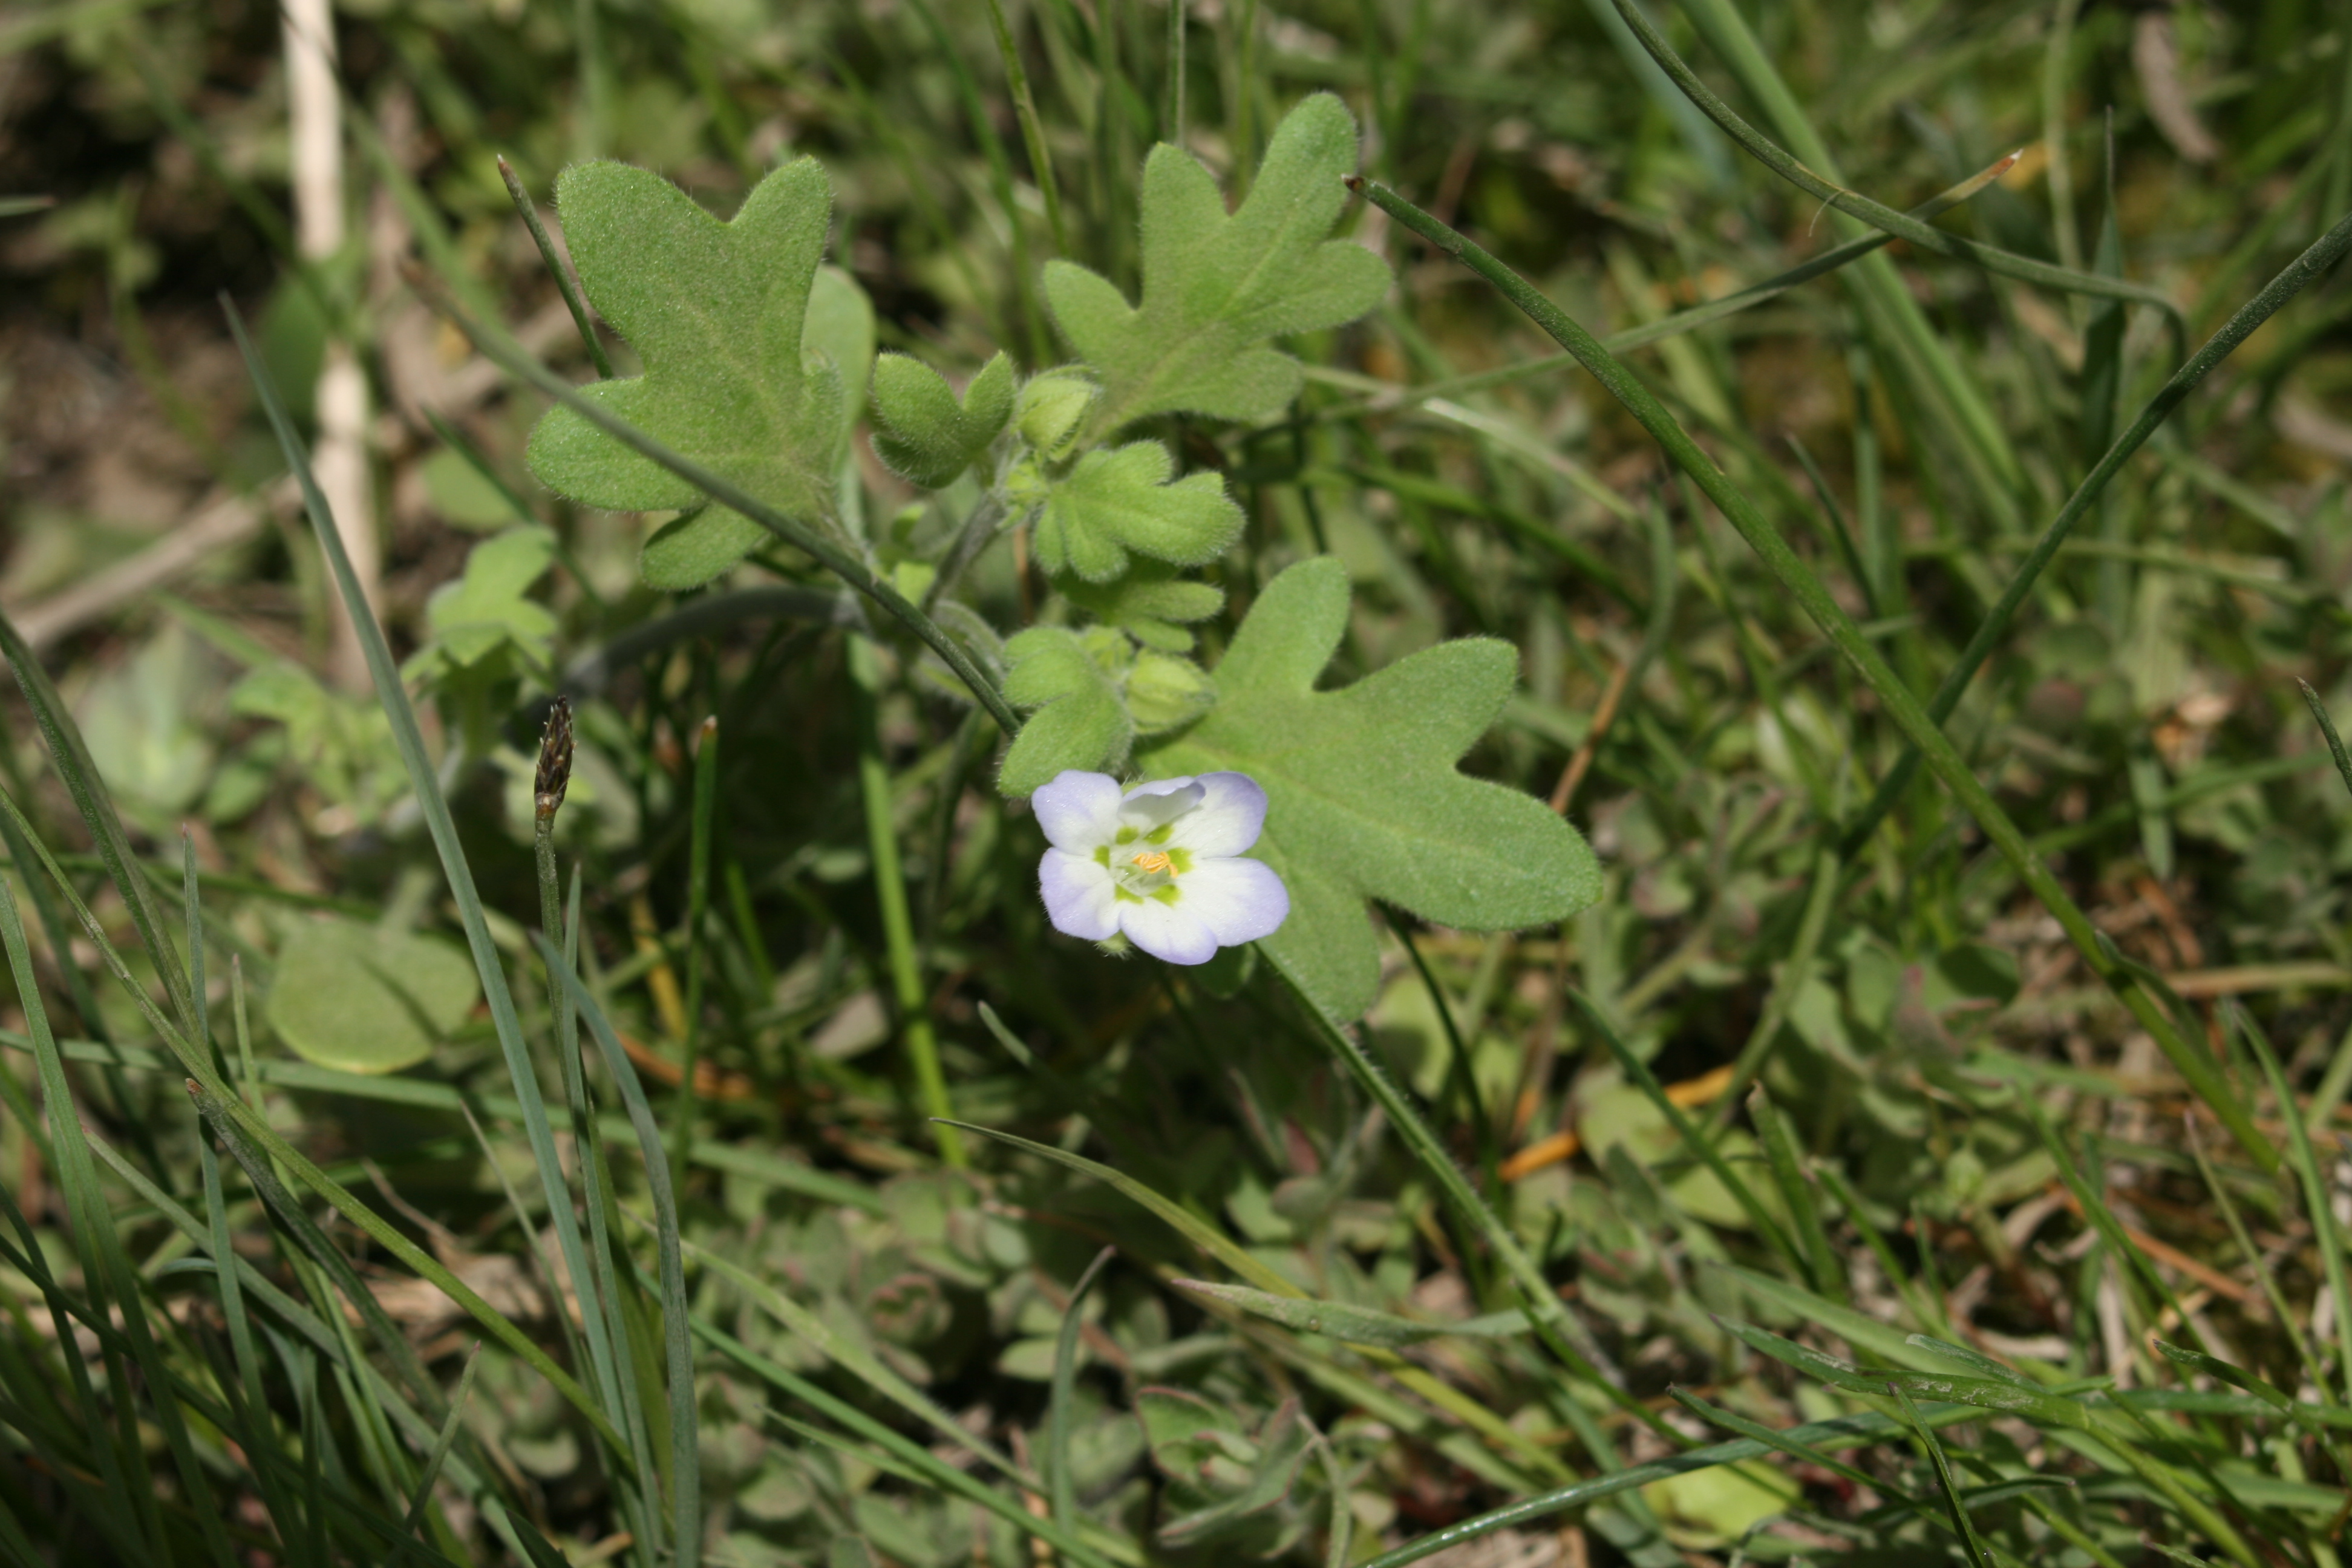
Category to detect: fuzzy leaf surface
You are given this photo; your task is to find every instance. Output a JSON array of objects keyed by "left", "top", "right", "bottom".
[
  {"left": 1033, "top": 442, "right": 1243, "bottom": 583},
  {"left": 1140, "top": 557, "right": 1601, "bottom": 1018},
  {"left": 525, "top": 159, "right": 847, "bottom": 589},
  {"left": 871, "top": 350, "right": 1013, "bottom": 488},
  {"left": 1044, "top": 92, "right": 1390, "bottom": 430},
  {"left": 1061, "top": 564, "right": 1224, "bottom": 651},
  {"left": 998, "top": 627, "right": 1133, "bottom": 795}
]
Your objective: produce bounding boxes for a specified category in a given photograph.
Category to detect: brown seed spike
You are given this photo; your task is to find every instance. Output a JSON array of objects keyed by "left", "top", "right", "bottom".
[{"left": 536, "top": 695, "right": 575, "bottom": 821}]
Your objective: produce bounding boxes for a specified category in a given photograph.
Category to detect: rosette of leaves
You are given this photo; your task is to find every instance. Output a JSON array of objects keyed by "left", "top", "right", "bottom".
[
  {"left": 1136, "top": 1389, "right": 1317, "bottom": 1553},
  {"left": 523, "top": 158, "right": 874, "bottom": 590}
]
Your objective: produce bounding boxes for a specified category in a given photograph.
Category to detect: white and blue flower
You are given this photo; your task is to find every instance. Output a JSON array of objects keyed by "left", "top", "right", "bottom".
[{"left": 1033, "top": 769, "right": 1290, "bottom": 964}]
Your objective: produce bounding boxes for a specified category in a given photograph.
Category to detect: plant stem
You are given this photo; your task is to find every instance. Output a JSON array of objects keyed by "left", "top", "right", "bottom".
[
  {"left": 1348, "top": 173, "right": 2284, "bottom": 1176},
  {"left": 416, "top": 282, "right": 1023, "bottom": 736},
  {"left": 983, "top": 0, "right": 1070, "bottom": 256},
  {"left": 497, "top": 154, "right": 615, "bottom": 379},
  {"left": 851, "top": 635, "right": 965, "bottom": 1166},
  {"left": 673, "top": 716, "right": 719, "bottom": 1179}
]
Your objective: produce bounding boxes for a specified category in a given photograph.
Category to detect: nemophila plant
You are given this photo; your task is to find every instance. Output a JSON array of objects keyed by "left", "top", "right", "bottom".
[{"left": 521, "top": 91, "right": 1602, "bottom": 1019}]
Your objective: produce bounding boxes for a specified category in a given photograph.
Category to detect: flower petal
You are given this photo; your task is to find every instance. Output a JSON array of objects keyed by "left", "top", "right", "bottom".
[
  {"left": 1119, "top": 776, "right": 1204, "bottom": 832},
  {"left": 1039, "top": 849, "right": 1120, "bottom": 940},
  {"left": 1165, "top": 772, "right": 1269, "bottom": 857},
  {"left": 1032, "top": 770, "right": 1123, "bottom": 851},
  {"left": 1172, "top": 855, "right": 1289, "bottom": 945},
  {"left": 1116, "top": 895, "right": 1221, "bottom": 965}
]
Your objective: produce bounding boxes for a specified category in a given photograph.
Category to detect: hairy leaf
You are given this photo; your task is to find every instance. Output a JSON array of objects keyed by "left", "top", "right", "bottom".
[
  {"left": 871, "top": 350, "right": 1014, "bottom": 488},
  {"left": 1140, "top": 557, "right": 1601, "bottom": 1018},
  {"left": 526, "top": 160, "right": 864, "bottom": 590},
  {"left": 1044, "top": 93, "right": 1390, "bottom": 431},
  {"left": 998, "top": 626, "right": 1215, "bottom": 793},
  {"left": 1060, "top": 564, "right": 1224, "bottom": 651},
  {"left": 1032, "top": 442, "right": 1243, "bottom": 583},
  {"left": 999, "top": 627, "right": 1133, "bottom": 795}
]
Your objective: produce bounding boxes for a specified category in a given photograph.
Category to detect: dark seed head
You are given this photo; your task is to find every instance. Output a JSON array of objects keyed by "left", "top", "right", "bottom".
[{"left": 536, "top": 696, "right": 575, "bottom": 820}]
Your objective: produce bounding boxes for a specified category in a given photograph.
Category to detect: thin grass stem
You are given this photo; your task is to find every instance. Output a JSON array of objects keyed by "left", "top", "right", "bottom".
[{"left": 1348, "top": 171, "right": 2282, "bottom": 1175}]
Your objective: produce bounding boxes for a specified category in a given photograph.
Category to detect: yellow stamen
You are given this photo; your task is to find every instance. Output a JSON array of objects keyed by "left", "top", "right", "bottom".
[{"left": 1131, "top": 850, "right": 1174, "bottom": 875}]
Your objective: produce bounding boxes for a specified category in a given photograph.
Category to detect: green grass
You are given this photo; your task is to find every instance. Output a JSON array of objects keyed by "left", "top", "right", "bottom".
[{"left": 5, "top": 0, "right": 2352, "bottom": 1563}]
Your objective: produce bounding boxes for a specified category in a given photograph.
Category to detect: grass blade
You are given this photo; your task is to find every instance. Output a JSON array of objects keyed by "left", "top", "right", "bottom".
[
  {"left": 1169, "top": 1279, "right": 1535, "bottom": 1348},
  {"left": 1836, "top": 205, "right": 2352, "bottom": 858},
  {"left": 0, "top": 871, "right": 240, "bottom": 1568},
  {"left": 1264, "top": 950, "right": 1687, "bottom": 1459},
  {"left": 1359, "top": 1402, "right": 1979, "bottom": 1568},
  {"left": 1346, "top": 171, "right": 2282, "bottom": 1175},
  {"left": 538, "top": 934, "right": 700, "bottom": 1568},
  {"left": 1049, "top": 1246, "right": 1115, "bottom": 1534},
  {"left": 0, "top": 611, "right": 203, "bottom": 1044},
  {"left": 852, "top": 636, "right": 962, "bottom": 1165},
  {"left": 1747, "top": 1088, "right": 1843, "bottom": 1302},
  {"left": 939, "top": 1116, "right": 1575, "bottom": 1480},
  {"left": 497, "top": 153, "right": 614, "bottom": 378},
  {"left": 223, "top": 296, "right": 634, "bottom": 1468},
  {"left": 1568, "top": 990, "right": 1803, "bottom": 1274},
  {"left": 398, "top": 1344, "right": 483, "bottom": 1543},
  {"left": 1622, "top": 0, "right": 2184, "bottom": 342},
  {"left": 2238, "top": 1003, "right": 2352, "bottom": 1406},
  {"left": 673, "top": 714, "right": 720, "bottom": 1177},
  {"left": 981, "top": 0, "right": 1068, "bottom": 253},
  {"left": 1887, "top": 1380, "right": 1999, "bottom": 1568}
]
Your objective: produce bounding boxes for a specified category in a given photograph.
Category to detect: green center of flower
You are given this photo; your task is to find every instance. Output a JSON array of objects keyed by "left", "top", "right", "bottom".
[{"left": 1097, "top": 824, "right": 1192, "bottom": 903}]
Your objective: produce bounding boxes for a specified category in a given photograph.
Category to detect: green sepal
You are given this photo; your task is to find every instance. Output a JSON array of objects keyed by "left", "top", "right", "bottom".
[
  {"left": 1014, "top": 367, "right": 1099, "bottom": 458},
  {"left": 870, "top": 350, "right": 1014, "bottom": 488},
  {"left": 525, "top": 159, "right": 867, "bottom": 590},
  {"left": 998, "top": 626, "right": 1135, "bottom": 795},
  {"left": 1031, "top": 442, "right": 1243, "bottom": 584},
  {"left": 1140, "top": 556, "right": 1602, "bottom": 1018},
  {"left": 1043, "top": 93, "right": 1390, "bottom": 433},
  {"left": 1125, "top": 649, "right": 1215, "bottom": 733}
]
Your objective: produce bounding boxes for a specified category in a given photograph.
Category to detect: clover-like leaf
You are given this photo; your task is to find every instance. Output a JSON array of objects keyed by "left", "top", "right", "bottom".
[
  {"left": 1044, "top": 92, "right": 1390, "bottom": 433},
  {"left": 1060, "top": 563, "right": 1224, "bottom": 652},
  {"left": 870, "top": 350, "right": 1014, "bottom": 488},
  {"left": 266, "top": 916, "right": 481, "bottom": 1074},
  {"left": 525, "top": 159, "right": 852, "bottom": 590},
  {"left": 407, "top": 526, "right": 558, "bottom": 675},
  {"left": 1031, "top": 442, "right": 1243, "bottom": 583},
  {"left": 1139, "top": 556, "right": 1601, "bottom": 1018}
]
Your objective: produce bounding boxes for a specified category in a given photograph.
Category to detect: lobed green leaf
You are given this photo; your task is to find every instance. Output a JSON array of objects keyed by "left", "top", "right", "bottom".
[
  {"left": 1045, "top": 93, "right": 1390, "bottom": 431},
  {"left": 1033, "top": 441, "right": 1244, "bottom": 582},
  {"left": 1142, "top": 558, "right": 1601, "bottom": 1018},
  {"left": 526, "top": 160, "right": 872, "bottom": 590}
]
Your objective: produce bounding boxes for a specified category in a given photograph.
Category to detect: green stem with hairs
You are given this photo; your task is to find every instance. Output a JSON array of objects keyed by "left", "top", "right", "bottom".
[{"left": 415, "top": 282, "right": 1024, "bottom": 737}]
